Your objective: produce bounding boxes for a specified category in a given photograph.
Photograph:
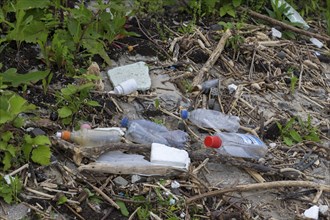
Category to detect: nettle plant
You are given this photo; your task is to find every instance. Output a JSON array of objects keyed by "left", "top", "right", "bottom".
[
  {"left": 0, "top": 0, "right": 132, "bottom": 72},
  {"left": 0, "top": 69, "right": 51, "bottom": 203}
]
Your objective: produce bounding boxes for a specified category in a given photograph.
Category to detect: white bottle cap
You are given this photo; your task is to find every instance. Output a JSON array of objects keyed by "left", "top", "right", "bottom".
[{"left": 56, "top": 132, "right": 62, "bottom": 138}]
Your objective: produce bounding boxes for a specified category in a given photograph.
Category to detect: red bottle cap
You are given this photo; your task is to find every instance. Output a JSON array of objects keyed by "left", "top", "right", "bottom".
[{"left": 204, "top": 136, "right": 222, "bottom": 148}]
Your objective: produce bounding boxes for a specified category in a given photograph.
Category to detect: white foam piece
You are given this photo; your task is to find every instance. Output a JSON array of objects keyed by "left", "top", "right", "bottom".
[
  {"left": 150, "top": 143, "right": 190, "bottom": 169},
  {"left": 107, "top": 62, "right": 151, "bottom": 91},
  {"left": 271, "top": 27, "right": 282, "bottom": 38}
]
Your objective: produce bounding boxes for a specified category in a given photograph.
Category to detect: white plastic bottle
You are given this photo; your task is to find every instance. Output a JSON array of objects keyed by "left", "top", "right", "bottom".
[
  {"left": 181, "top": 109, "right": 240, "bottom": 132},
  {"left": 204, "top": 132, "right": 267, "bottom": 159},
  {"left": 113, "top": 79, "right": 138, "bottom": 95},
  {"left": 56, "top": 129, "right": 122, "bottom": 147}
]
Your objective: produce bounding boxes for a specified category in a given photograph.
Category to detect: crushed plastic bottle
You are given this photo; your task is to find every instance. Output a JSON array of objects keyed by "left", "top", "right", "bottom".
[
  {"left": 180, "top": 109, "right": 240, "bottom": 132},
  {"left": 195, "top": 79, "right": 219, "bottom": 93},
  {"left": 56, "top": 128, "right": 122, "bottom": 147},
  {"left": 121, "top": 117, "right": 188, "bottom": 148},
  {"left": 204, "top": 132, "right": 267, "bottom": 159}
]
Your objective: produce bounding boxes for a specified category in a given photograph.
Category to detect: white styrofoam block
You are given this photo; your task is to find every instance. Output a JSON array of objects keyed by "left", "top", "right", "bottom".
[
  {"left": 150, "top": 143, "right": 190, "bottom": 169},
  {"left": 107, "top": 62, "right": 151, "bottom": 91}
]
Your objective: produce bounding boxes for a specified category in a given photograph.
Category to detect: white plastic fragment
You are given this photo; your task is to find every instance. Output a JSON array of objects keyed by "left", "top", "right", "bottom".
[
  {"left": 269, "top": 143, "right": 277, "bottom": 148},
  {"left": 310, "top": 38, "right": 323, "bottom": 48},
  {"left": 150, "top": 143, "right": 190, "bottom": 169},
  {"left": 303, "top": 205, "right": 319, "bottom": 220},
  {"left": 271, "top": 0, "right": 310, "bottom": 30},
  {"left": 169, "top": 198, "right": 176, "bottom": 205},
  {"left": 171, "top": 180, "right": 180, "bottom": 189},
  {"left": 113, "top": 78, "right": 138, "bottom": 95},
  {"left": 319, "top": 205, "right": 329, "bottom": 215},
  {"left": 228, "top": 83, "right": 238, "bottom": 94},
  {"left": 4, "top": 175, "right": 12, "bottom": 184},
  {"left": 271, "top": 27, "right": 282, "bottom": 38}
]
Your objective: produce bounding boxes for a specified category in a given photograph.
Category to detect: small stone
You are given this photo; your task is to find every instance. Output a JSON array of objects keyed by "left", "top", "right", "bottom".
[
  {"left": 303, "top": 205, "right": 319, "bottom": 220},
  {"left": 131, "top": 174, "right": 142, "bottom": 184},
  {"left": 228, "top": 84, "right": 237, "bottom": 94},
  {"left": 277, "top": 51, "right": 286, "bottom": 59},
  {"left": 113, "top": 176, "right": 128, "bottom": 186},
  {"left": 30, "top": 128, "right": 46, "bottom": 137}
]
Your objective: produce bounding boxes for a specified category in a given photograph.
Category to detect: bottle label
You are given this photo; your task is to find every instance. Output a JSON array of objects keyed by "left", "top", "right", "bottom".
[{"left": 236, "top": 134, "right": 263, "bottom": 145}]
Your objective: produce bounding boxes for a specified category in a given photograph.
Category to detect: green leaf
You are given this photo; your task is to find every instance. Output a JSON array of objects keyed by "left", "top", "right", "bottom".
[
  {"left": 57, "top": 195, "right": 68, "bottom": 205},
  {"left": 283, "top": 136, "right": 293, "bottom": 146},
  {"left": 304, "top": 132, "right": 320, "bottom": 142},
  {"left": 31, "top": 145, "right": 51, "bottom": 165},
  {"left": 232, "top": 0, "right": 242, "bottom": 7},
  {"left": 1, "top": 69, "right": 50, "bottom": 87},
  {"left": 116, "top": 201, "right": 129, "bottom": 217},
  {"left": 13, "top": 117, "right": 24, "bottom": 128},
  {"left": 16, "top": 0, "right": 50, "bottom": 9},
  {"left": 22, "top": 143, "right": 33, "bottom": 160},
  {"left": 3, "top": 152, "right": 12, "bottom": 171},
  {"left": 33, "top": 136, "right": 51, "bottom": 145},
  {"left": 86, "top": 100, "right": 100, "bottom": 107},
  {"left": 1, "top": 131, "right": 13, "bottom": 142},
  {"left": 6, "top": 144, "right": 16, "bottom": 157},
  {"left": 58, "top": 106, "right": 73, "bottom": 118},
  {"left": 289, "top": 130, "right": 302, "bottom": 142}
]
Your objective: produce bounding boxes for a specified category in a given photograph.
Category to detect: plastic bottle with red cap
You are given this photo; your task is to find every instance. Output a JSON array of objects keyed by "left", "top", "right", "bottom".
[
  {"left": 56, "top": 128, "right": 122, "bottom": 147},
  {"left": 204, "top": 132, "right": 267, "bottom": 159},
  {"left": 180, "top": 109, "right": 240, "bottom": 132}
]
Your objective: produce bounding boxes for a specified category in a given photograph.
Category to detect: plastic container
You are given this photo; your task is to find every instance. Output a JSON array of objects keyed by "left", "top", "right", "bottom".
[
  {"left": 113, "top": 78, "right": 138, "bottom": 95},
  {"left": 56, "top": 128, "right": 122, "bottom": 147},
  {"left": 180, "top": 109, "right": 240, "bottom": 132},
  {"left": 121, "top": 118, "right": 188, "bottom": 148},
  {"left": 204, "top": 132, "right": 267, "bottom": 159}
]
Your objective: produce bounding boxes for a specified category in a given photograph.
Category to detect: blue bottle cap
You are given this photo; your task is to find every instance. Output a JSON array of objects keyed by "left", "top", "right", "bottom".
[
  {"left": 121, "top": 117, "right": 129, "bottom": 127},
  {"left": 180, "top": 109, "right": 189, "bottom": 119}
]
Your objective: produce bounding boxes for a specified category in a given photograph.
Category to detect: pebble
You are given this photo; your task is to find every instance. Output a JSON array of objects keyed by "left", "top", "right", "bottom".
[
  {"left": 131, "top": 174, "right": 142, "bottom": 183},
  {"left": 277, "top": 51, "right": 286, "bottom": 59},
  {"left": 269, "top": 143, "right": 277, "bottom": 148},
  {"left": 113, "top": 176, "right": 128, "bottom": 186}
]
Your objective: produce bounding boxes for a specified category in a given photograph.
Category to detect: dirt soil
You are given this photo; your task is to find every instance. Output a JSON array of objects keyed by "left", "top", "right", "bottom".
[{"left": 1, "top": 5, "right": 330, "bottom": 220}]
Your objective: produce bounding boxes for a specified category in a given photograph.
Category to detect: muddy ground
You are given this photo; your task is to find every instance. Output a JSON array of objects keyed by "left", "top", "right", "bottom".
[{"left": 1, "top": 5, "right": 330, "bottom": 220}]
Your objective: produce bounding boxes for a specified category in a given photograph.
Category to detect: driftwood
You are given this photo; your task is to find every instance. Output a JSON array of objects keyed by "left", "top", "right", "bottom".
[
  {"left": 186, "top": 180, "right": 330, "bottom": 203},
  {"left": 243, "top": 7, "right": 330, "bottom": 43},
  {"left": 192, "top": 29, "right": 232, "bottom": 87}
]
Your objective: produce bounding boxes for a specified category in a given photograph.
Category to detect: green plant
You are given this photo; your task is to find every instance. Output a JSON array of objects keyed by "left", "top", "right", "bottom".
[
  {"left": 0, "top": 175, "right": 22, "bottom": 204},
  {"left": 56, "top": 77, "right": 100, "bottom": 126},
  {"left": 277, "top": 115, "right": 320, "bottom": 146}
]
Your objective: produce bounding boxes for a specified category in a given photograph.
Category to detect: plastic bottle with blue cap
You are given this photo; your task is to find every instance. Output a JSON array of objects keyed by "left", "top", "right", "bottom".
[
  {"left": 180, "top": 109, "right": 240, "bottom": 132},
  {"left": 121, "top": 117, "right": 188, "bottom": 149},
  {"left": 204, "top": 132, "right": 267, "bottom": 159}
]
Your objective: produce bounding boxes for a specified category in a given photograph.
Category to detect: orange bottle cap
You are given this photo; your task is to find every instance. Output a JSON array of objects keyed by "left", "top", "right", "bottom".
[{"left": 61, "top": 131, "right": 71, "bottom": 141}]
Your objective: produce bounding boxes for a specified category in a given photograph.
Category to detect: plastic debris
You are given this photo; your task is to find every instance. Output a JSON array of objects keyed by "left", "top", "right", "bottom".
[
  {"left": 271, "top": 0, "right": 310, "bottom": 30},
  {"left": 171, "top": 180, "right": 180, "bottom": 189},
  {"left": 107, "top": 61, "right": 151, "bottom": 91},
  {"left": 150, "top": 143, "right": 190, "bottom": 169},
  {"left": 310, "top": 38, "right": 323, "bottom": 48},
  {"left": 204, "top": 132, "right": 268, "bottom": 159},
  {"left": 303, "top": 205, "right": 319, "bottom": 220},
  {"left": 181, "top": 109, "right": 240, "bottom": 132},
  {"left": 319, "top": 205, "right": 328, "bottom": 215},
  {"left": 112, "top": 78, "right": 138, "bottom": 95},
  {"left": 271, "top": 27, "right": 282, "bottom": 38},
  {"left": 228, "top": 83, "right": 238, "bottom": 94}
]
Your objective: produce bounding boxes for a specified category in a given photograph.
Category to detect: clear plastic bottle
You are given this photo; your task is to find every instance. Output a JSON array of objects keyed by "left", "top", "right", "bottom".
[
  {"left": 180, "top": 109, "right": 240, "bottom": 132},
  {"left": 121, "top": 118, "right": 188, "bottom": 148},
  {"left": 204, "top": 132, "right": 267, "bottom": 159},
  {"left": 56, "top": 129, "right": 122, "bottom": 147}
]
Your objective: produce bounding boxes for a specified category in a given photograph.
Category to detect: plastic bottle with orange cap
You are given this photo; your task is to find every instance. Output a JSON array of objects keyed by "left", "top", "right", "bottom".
[
  {"left": 204, "top": 132, "right": 267, "bottom": 159},
  {"left": 56, "top": 128, "right": 122, "bottom": 147}
]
